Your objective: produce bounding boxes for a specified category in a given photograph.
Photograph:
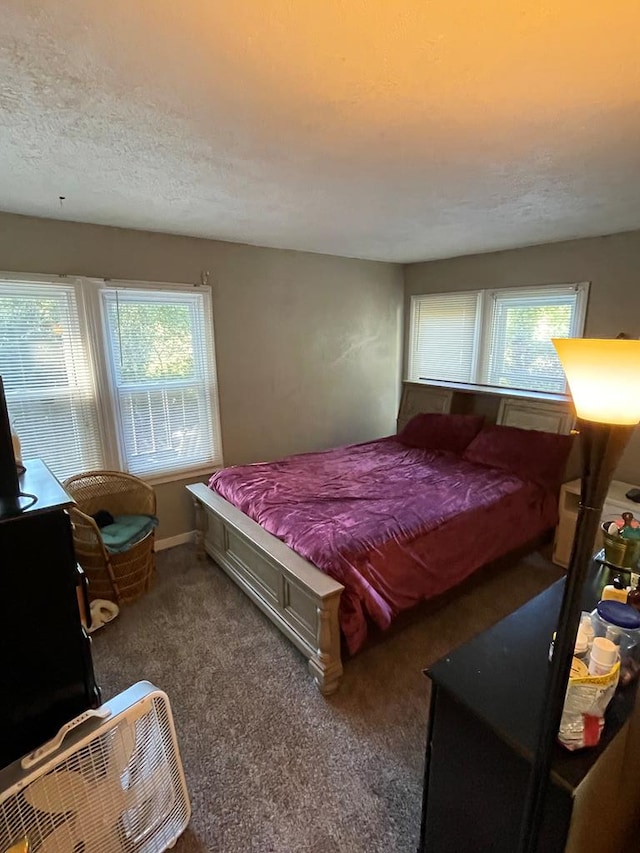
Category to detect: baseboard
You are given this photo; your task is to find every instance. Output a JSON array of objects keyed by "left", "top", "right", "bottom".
[{"left": 155, "top": 531, "right": 195, "bottom": 552}]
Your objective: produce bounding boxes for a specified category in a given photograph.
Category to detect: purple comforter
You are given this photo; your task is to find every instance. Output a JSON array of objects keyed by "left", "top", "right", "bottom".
[{"left": 209, "top": 438, "right": 558, "bottom": 654}]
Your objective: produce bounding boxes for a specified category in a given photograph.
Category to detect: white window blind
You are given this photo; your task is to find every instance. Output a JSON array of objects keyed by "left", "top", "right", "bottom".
[
  {"left": 102, "top": 287, "right": 222, "bottom": 478},
  {"left": 0, "top": 279, "right": 105, "bottom": 480},
  {"left": 409, "top": 291, "right": 481, "bottom": 383},
  {"left": 482, "top": 286, "right": 583, "bottom": 393},
  {"left": 0, "top": 274, "right": 223, "bottom": 483},
  {"left": 408, "top": 282, "right": 589, "bottom": 394}
]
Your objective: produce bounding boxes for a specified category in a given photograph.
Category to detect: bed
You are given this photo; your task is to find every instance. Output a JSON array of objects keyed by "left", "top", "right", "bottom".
[{"left": 187, "top": 384, "right": 575, "bottom": 694}]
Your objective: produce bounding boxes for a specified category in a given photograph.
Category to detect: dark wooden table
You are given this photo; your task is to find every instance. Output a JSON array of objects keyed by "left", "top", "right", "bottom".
[{"left": 418, "top": 564, "right": 640, "bottom": 853}]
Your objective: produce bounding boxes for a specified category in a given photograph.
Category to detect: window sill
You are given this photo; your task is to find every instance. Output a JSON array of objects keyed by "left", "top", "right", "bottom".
[
  {"left": 407, "top": 378, "right": 572, "bottom": 405},
  {"left": 142, "top": 463, "right": 223, "bottom": 487}
]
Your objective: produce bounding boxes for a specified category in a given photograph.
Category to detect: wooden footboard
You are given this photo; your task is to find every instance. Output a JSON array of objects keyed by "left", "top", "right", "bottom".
[{"left": 186, "top": 483, "right": 344, "bottom": 694}]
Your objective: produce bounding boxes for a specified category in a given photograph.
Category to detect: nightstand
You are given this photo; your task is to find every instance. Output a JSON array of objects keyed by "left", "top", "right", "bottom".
[{"left": 553, "top": 479, "right": 640, "bottom": 568}]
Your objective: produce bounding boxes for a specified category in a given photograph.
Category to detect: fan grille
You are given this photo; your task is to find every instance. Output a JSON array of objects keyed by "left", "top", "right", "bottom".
[{"left": 0, "top": 693, "right": 189, "bottom": 853}]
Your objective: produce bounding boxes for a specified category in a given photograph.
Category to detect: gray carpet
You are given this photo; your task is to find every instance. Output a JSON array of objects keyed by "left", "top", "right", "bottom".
[{"left": 91, "top": 544, "right": 563, "bottom": 853}]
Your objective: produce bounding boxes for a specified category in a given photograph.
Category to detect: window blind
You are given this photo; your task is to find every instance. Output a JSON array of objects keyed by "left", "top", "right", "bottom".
[
  {"left": 482, "top": 286, "right": 581, "bottom": 393},
  {"left": 408, "top": 283, "right": 588, "bottom": 394},
  {"left": 409, "top": 291, "right": 481, "bottom": 383},
  {"left": 0, "top": 280, "right": 104, "bottom": 480},
  {"left": 102, "top": 287, "right": 222, "bottom": 478}
]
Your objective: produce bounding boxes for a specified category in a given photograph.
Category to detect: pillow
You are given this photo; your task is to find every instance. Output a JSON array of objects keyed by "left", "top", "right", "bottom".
[
  {"left": 100, "top": 514, "right": 158, "bottom": 554},
  {"left": 397, "top": 413, "right": 485, "bottom": 453},
  {"left": 463, "top": 424, "right": 574, "bottom": 490}
]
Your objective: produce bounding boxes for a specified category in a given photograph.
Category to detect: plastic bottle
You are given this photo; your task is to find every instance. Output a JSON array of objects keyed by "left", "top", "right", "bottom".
[
  {"left": 549, "top": 626, "right": 590, "bottom": 662},
  {"left": 627, "top": 579, "right": 640, "bottom": 613},
  {"left": 602, "top": 575, "right": 631, "bottom": 603},
  {"left": 589, "top": 637, "right": 618, "bottom": 676},
  {"left": 591, "top": 600, "right": 640, "bottom": 657},
  {"left": 573, "top": 628, "right": 589, "bottom": 661},
  {"left": 580, "top": 612, "right": 595, "bottom": 648}
]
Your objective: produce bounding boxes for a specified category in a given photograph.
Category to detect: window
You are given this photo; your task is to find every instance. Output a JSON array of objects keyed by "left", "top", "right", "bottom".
[
  {"left": 409, "top": 290, "right": 482, "bottom": 384},
  {"left": 0, "top": 274, "right": 223, "bottom": 481},
  {"left": 0, "top": 279, "right": 104, "bottom": 479},
  {"left": 408, "top": 283, "right": 589, "bottom": 395}
]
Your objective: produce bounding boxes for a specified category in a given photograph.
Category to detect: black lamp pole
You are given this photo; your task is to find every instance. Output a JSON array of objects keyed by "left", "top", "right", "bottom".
[{"left": 518, "top": 419, "right": 635, "bottom": 853}]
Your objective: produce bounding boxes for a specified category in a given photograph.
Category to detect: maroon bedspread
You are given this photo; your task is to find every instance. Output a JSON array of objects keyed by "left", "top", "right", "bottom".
[{"left": 209, "top": 439, "right": 558, "bottom": 654}]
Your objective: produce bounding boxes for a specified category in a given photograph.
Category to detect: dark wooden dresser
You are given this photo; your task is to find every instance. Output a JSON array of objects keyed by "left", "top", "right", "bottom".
[
  {"left": 0, "top": 458, "right": 100, "bottom": 769},
  {"left": 419, "top": 569, "right": 640, "bottom": 853}
]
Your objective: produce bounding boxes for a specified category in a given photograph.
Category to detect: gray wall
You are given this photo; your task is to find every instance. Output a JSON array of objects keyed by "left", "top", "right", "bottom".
[
  {"left": 404, "top": 229, "right": 640, "bottom": 484},
  {"left": 5, "top": 211, "right": 638, "bottom": 538},
  {"left": 0, "top": 213, "right": 404, "bottom": 538}
]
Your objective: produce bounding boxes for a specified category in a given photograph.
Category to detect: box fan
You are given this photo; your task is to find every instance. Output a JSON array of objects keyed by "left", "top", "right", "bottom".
[{"left": 0, "top": 682, "right": 190, "bottom": 853}]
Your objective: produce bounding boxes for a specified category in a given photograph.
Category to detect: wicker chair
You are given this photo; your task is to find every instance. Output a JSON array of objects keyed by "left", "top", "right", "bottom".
[{"left": 63, "top": 470, "right": 157, "bottom": 605}]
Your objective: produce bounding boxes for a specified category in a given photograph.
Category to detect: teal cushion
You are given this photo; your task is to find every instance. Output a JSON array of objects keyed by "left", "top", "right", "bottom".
[{"left": 100, "top": 514, "right": 158, "bottom": 554}]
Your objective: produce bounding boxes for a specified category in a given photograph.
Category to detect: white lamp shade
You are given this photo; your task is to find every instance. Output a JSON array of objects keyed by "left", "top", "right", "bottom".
[{"left": 553, "top": 338, "right": 640, "bottom": 425}]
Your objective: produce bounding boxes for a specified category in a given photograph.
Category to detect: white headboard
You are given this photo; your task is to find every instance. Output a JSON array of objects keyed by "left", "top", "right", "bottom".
[
  {"left": 398, "top": 382, "right": 575, "bottom": 435},
  {"left": 497, "top": 397, "right": 575, "bottom": 434},
  {"left": 397, "top": 383, "right": 453, "bottom": 432}
]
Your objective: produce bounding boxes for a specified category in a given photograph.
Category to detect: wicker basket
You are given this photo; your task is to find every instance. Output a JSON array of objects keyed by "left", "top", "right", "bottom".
[
  {"left": 64, "top": 470, "right": 157, "bottom": 606},
  {"left": 601, "top": 521, "right": 640, "bottom": 569}
]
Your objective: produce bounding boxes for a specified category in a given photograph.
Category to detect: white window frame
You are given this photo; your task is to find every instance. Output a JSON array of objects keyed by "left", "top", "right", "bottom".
[
  {"left": 408, "top": 282, "right": 590, "bottom": 395},
  {"left": 0, "top": 272, "right": 223, "bottom": 484}
]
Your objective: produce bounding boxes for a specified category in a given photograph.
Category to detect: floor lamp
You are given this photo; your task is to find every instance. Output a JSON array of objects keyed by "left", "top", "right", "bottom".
[{"left": 518, "top": 337, "right": 640, "bottom": 853}]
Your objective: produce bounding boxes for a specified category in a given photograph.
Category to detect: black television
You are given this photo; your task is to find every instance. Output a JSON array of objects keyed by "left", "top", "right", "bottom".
[{"left": 0, "top": 376, "right": 20, "bottom": 516}]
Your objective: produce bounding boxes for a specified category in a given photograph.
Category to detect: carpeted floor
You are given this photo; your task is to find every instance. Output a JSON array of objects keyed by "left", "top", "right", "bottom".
[{"left": 91, "top": 544, "right": 563, "bottom": 853}]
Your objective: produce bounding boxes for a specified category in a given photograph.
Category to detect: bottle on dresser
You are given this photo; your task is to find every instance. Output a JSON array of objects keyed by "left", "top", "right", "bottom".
[
  {"left": 601, "top": 575, "right": 630, "bottom": 603},
  {"left": 627, "top": 578, "right": 640, "bottom": 613}
]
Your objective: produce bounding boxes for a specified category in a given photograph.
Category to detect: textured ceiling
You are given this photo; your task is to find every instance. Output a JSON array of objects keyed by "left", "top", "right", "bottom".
[{"left": 1, "top": 1, "right": 640, "bottom": 262}]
